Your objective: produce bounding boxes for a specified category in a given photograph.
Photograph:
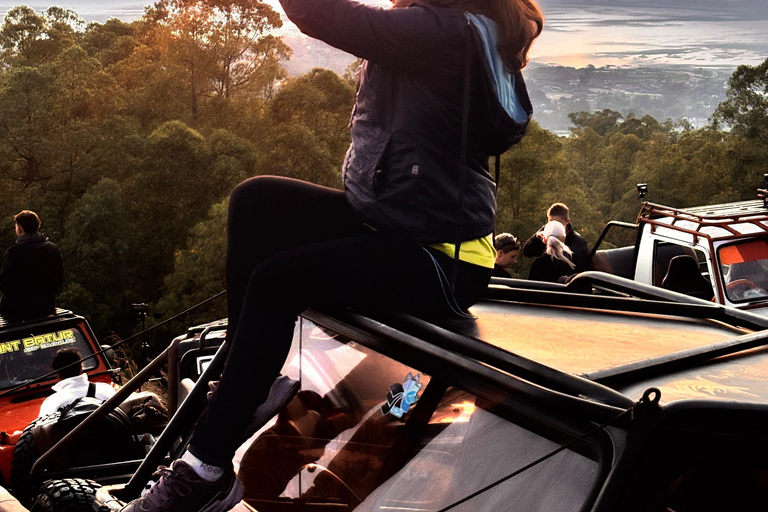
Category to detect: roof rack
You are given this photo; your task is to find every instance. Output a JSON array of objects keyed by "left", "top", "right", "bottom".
[
  {"left": 0, "top": 308, "right": 75, "bottom": 330},
  {"left": 640, "top": 200, "right": 768, "bottom": 244}
]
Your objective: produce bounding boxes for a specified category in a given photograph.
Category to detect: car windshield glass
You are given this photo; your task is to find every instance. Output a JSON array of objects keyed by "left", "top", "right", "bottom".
[
  {"left": 237, "top": 320, "right": 604, "bottom": 511},
  {"left": 719, "top": 239, "right": 768, "bottom": 303},
  {"left": 0, "top": 325, "right": 97, "bottom": 390}
]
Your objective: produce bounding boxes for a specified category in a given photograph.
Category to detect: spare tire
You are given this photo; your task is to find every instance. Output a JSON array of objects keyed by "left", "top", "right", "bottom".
[
  {"left": 30, "top": 478, "right": 100, "bottom": 512},
  {"left": 10, "top": 413, "right": 59, "bottom": 506},
  {"left": 11, "top": 398, "right": 144, "bottom": 506}
]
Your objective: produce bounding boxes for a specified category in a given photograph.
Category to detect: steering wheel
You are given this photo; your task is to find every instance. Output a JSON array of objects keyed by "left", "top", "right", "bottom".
[{"left": 726, "top": 279, "right": 765, "bottom": 300}]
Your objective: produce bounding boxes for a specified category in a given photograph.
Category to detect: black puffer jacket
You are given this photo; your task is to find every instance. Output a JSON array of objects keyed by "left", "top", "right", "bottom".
[
  {"left": 0, "top": 233, "right": 63, "bottom": 320},
  {"left": 280, "top": 0, "right": 532, "bottom": 243}
]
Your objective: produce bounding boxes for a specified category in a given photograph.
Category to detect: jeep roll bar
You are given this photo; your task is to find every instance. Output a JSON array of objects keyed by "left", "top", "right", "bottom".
[
  {"left": 489, "top": 271, "right": 768, "bottom": 331},
  {"left": 304, "top": 308, "right": 631, "bottom": 423},
  {"left": 585, "top": 327, "right": 768, "bottom": 386},
  {"left": 589, "top": 220, "right": 638, "bottom": 259}
]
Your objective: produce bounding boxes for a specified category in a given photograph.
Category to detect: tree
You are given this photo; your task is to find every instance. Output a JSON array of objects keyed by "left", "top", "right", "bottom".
[
  {"left": 565, "top": 126, "right": 603, "bottom": 191},
  {"left": 568, "top": 109, "right": 623, "bottom": 136},
  {"left": 144, "top": 0, "right": 291, "bottom": 119},
  {"left": 610, "top": 114, "right": 667, "bottom": 141},
  {"left": 255, "top": 68, "right": 355, "bottom": 187},
  {"left": 60, "top": 178, "right": 143, "bottom": 339},
  {"left": 623, "top": 132, "right": 682, "bottom": 211},
  {"left": 675, "top": 128, "right": 736, "bottom": 206},
  {"left": 125, "top": 121, "right": 215, "bottom": 293},
  {"left": 107, "top": 30, "right": 191, "bottom": 127},
  {"left": 0, "top": 43, "right": 125, "bottom": 238},
  {"left": 713, "top": 57, "right": 768, "bottom": 144},
  {"left": 0, "top": 66, "right": 59, "bottom": 187},
  {"left": 154, "top": 198, "right": 229, "bottom": 344},
  {"left": 600, "top": 133, "right": 643, "bottom": 206},
  {"left": 0, "top": 6, "right": 82, "bottom": 67},
  {"left": 81, "top": 18, "right": 138, "bottom": 67}
]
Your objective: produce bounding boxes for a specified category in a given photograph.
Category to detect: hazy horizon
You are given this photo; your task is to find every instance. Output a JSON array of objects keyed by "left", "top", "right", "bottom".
[{"left": 1, "top": 0, "right": 766, "bottom": 70}]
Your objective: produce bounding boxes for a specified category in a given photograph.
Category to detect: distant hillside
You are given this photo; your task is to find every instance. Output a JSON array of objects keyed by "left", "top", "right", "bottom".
[
  {"left": 281, "top": 32, "right": 356, "bottom": 77},
  {"left": 525, "top": 64, "right": 731, "bottom": 134},
  {"left": 279, "top": 36, "right": 734, "bottom": 134}
]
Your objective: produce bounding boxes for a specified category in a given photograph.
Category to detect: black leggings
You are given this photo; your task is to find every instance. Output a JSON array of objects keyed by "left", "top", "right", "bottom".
[{"left": 188, "top": 176, "right": 491, "bottom": 465}]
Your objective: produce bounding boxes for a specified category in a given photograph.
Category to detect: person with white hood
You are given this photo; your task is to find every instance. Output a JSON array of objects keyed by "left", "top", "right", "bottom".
[{"left": 38, "top": 347, "right": 116, "bottom": 418}]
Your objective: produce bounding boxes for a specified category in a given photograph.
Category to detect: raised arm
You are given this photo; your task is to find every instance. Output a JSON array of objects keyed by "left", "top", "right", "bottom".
[{"left": 279, "top": 0, "right": 464, "bottom": 72}]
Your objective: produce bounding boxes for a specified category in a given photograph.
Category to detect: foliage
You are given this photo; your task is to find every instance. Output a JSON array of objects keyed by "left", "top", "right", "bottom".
[
  {"left": 0, "top": 6, "right": 83, "bottom": 67},
  {"left": 59, "top": 178, "right": 142, "bottom": 336},
  {"left": 568, "top": 108, "right": 623, "bottom": 136},
  {"left": 713, "top": 57, "right": 768, "bottom": 145},
  {"left": 143, "top": 0, "right": 291, "bottom": 120},
  {"left": 152, "top": 199, "right": 229, "bottom": 350},
  {"left": 255, "top": 68, "right": 354, "bottom": 188}
]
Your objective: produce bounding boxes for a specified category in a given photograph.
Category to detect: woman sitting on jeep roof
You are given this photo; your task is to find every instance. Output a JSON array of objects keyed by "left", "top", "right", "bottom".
[{"left": 120, "top": 0, "right": 543, "bottom": 510}]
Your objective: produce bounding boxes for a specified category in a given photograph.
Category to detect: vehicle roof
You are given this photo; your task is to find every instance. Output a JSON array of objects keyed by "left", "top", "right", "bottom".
[
  {"left": 466, "top": 299, "right": 740, "bottom": 376},
  {"left": 612, "top": 344, "right": 768, "bottom": 405},
  {"left": 464, "top": 293, "right": 768, "bottom": 407},
  {"left": 0, "top": 308, "right": 77, "bottom": 331},
  {"left": 641, "top": 200, "right": 768, "bottom": 244}
]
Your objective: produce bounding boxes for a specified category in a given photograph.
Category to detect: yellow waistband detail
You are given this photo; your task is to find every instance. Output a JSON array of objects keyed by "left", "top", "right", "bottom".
[{"left": 429, "top": 234, "right": 496, "bottom": 269}]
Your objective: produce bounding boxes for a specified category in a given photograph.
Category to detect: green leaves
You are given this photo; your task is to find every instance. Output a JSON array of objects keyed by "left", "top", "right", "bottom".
[{"left": 713, "top": 57, "right": 768, "bottom": 145}]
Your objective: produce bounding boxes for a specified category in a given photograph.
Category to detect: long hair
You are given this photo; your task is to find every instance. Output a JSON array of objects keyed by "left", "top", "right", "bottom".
[
  {"left": 543, "top": 221, "right": 575, "bottom": 269},
  {"left": 492, "top": 0, "right": 544, "bottom": 72},
  {"left": 393, "top": 0, "right": 544, "bottom": 72}
]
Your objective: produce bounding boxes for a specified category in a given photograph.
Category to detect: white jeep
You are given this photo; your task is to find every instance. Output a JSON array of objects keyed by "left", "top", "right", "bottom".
[{"left": 592, "top": 198, "right": 768, "bottom": 313}]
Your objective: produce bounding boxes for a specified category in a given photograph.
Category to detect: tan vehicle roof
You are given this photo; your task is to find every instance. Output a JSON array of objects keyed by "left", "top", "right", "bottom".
[
  {"left": 468, "top": 297, "right": 768, "bottom": 406},
  {"left": 470, "top": 299, "right": 743, "bottom": 376}
]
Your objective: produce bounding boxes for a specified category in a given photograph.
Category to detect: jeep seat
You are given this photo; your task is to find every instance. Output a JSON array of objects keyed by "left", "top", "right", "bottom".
[{"left": 662, "top": 255, "right": 714, "bottom": 301}]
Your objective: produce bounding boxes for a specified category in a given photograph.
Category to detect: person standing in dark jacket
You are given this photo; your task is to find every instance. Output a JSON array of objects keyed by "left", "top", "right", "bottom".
[
  {"left": 0, "top": 211, "right": 63, "bottom": 321},
  {"left": 121, "top": 0, "right": 544, "bottom": 510},
  {"left": 524, "top": 203, "right": 590, "bottom": 276}
]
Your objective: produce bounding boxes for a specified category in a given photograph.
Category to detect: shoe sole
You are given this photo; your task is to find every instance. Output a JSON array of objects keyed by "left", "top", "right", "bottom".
[{"left": 202, "top": 477, "right": 245, "bottom": 512}]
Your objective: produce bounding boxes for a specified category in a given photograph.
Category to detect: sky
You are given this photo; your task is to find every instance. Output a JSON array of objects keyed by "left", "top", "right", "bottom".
[{"left": 1, "top": 0, "right": 766, "bottom": 69}]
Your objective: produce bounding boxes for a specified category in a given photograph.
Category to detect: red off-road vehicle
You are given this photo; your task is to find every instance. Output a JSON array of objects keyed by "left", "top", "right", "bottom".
[{"left": 0, "top": 310, "right": 117, "bottom": 490}]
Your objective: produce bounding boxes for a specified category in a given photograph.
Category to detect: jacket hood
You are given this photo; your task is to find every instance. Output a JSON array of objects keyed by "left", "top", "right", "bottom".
[
  {"left": 466, "top": 13, "right": 532, "bottom": 155},
  {"left": 16, "top": 232, "right": 50, "bottom": 249}
]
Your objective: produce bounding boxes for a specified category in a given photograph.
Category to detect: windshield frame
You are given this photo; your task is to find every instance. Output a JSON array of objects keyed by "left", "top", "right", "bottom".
[
  {"left": 0, "top": 316, "right": 101, "bottom": 392},
  {"left": 717, "top": 237, "right": 768, "bottom": 305}
]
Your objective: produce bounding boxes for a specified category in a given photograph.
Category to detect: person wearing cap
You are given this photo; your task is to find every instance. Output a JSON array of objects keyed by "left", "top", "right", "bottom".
[
  {"left": 0, "top": 210, "right": 63, "bottom": 321},
  {"left": 493, "top": 233, "right": 520, "bottom": 277}
]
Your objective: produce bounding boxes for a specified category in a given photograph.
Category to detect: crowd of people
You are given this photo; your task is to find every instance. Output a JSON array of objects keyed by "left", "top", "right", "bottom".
[
  {"left": 494, "top": 202, "right": 591, "bottom": 283},
  {"left": 0, "top": 201, "right": 590, "bottom": 325}
]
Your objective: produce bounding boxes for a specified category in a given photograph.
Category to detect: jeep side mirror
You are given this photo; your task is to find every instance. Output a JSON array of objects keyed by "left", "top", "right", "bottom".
[{"left": 100, "top": 344, "right": 116, "bottom": 366}]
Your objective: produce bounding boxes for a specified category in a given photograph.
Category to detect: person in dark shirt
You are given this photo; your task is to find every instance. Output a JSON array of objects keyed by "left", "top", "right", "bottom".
[
  {"left": 0, "top": 210, "right": 63, "bottom": 320},
  {"left": 527, "top": 220, "right": 578, "bottom": 282},
  {"left": 523, "top": 203, "right": 590, "bottom": 278},
  {"left": 493, "top": 233, "right": 520, "bottom": 277}
]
